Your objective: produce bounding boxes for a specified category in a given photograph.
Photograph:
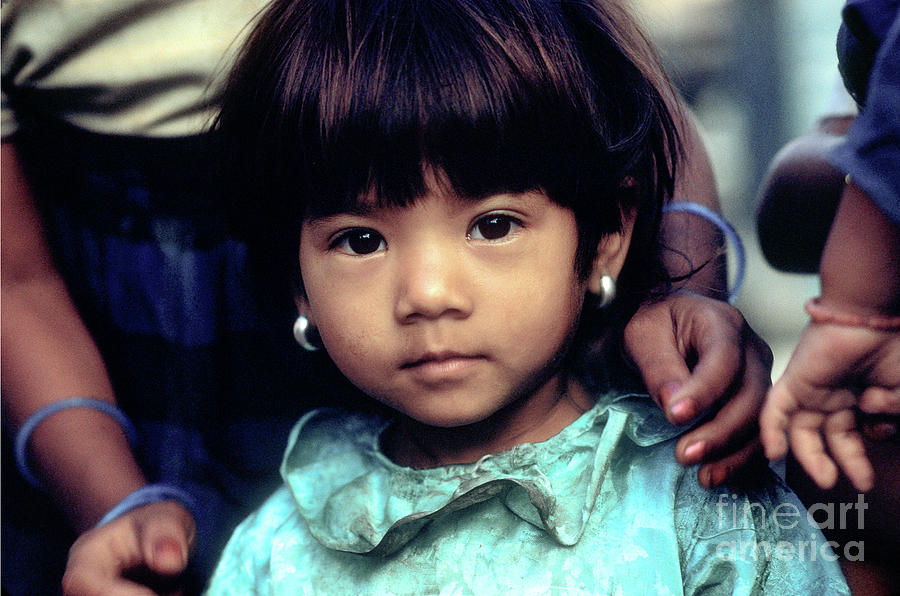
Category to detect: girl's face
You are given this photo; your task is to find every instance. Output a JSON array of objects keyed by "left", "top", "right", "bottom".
[{"left": 299, "top": 178, "right": 630, "bottom": 431}]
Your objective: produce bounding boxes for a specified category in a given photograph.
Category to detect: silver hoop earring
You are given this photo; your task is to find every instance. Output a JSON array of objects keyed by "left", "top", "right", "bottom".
[
  {"left": 293, "top": 315, "right": 320, "bottom": 351},
  {"left": 596, "top": 274, "right": 616, "bottom": 308}
]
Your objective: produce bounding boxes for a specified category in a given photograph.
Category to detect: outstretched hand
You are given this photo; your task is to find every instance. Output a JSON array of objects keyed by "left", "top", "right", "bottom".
[
  {"left": 62, "top": 501, "right": 196, "bottom": 596},
  {"left": 760, "top": 322, "right": 900, "bottom": 493},
  {"left": 625, "top": 292, "right": 773, "bottom": 488}
]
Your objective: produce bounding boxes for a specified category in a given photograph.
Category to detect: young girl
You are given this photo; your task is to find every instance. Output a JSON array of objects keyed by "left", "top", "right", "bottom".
[{"left": 206, "top": 0, "right": 849, "bottom": 593}]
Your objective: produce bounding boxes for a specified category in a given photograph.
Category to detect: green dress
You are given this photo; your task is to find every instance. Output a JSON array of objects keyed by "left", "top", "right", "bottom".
[{"left": 206, "top": 392, "right": 849, "bottom": 595}]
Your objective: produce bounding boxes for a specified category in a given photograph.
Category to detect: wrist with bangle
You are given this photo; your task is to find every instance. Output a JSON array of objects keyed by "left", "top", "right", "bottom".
[
  {"left": 96, "top": 483, "right": 198, "bottom": 528},
  {"left": 662, "top": 200, "right": 745, "bottom": 304},
  {"left": 805, "top": 297, "right": 900, "bottom": 332},
  {"left": 14, "top": 397, "right": 198, "bottom": 527}
]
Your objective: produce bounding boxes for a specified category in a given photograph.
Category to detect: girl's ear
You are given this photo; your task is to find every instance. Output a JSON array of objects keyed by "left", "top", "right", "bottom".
[{"left": 587, "top": 206, "right": 637, "bottom": 295}]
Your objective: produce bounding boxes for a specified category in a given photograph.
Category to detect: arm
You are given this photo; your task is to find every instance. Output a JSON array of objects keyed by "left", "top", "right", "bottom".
[
  {"left": 819, "top": 183, "right": 900, "bottom": 315},
  {"left": 625, "top": 105, "right": 773, "bottom": 487},
  {"left": 1, "top": 142, "right": 195, "bottom": 592},
  {"left": 660, "top": 102, "right": 728, "bottom": 299},
  {"left": 761, "top": 184, "right": 900, "bottom": 492},
  {"left": 1, "top": 142, "right": 143, "bottom": 528}
]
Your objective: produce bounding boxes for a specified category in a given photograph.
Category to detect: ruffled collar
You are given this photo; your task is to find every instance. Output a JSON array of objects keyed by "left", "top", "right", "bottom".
[{"left": 280, "top": 392, "right": 681, "bottom": 556}]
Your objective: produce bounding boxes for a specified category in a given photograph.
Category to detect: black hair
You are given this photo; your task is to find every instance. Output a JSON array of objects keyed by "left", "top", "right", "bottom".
[{"left": 215, "top": 0, "right": 681, "bottom": 343}]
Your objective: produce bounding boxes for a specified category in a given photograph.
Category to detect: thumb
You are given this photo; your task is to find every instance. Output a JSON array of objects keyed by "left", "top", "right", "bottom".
[
  {"left": 668, "top": 319, "right": 746, "bottom": 422},
  {"left": 624, "top": 299, "right": 744, "bottom": 425},
  {"left": 147, "top": 534, "right": 189, "bottom": 575},
  {"left": 626, "top": 327, "right": 691, "bottom": 419},
  {"left": 138, "top": 502, "right": 195, "bottom": 575}
]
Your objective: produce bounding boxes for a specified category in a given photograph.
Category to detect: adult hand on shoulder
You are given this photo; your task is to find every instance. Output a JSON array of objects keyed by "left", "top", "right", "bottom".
[
  {"left": 624, "top": 292, "right": 773, "bottom": 488},
  {"left": 62, "top": 501, "right": 196, "bottom": 596},
  {"left": 760, "top": 322, "right": 900, "bottom": 493}
]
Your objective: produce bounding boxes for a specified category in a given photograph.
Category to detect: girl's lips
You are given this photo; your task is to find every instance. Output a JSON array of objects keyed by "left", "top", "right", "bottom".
[{"left": 402, "top": 353, "right": 485, "bottom": 384}]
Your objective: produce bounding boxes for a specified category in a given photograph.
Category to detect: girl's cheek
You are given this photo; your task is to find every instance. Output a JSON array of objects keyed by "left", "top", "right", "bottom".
[{"left": 318, "top": 321, "right": 374, "bottom": 364}]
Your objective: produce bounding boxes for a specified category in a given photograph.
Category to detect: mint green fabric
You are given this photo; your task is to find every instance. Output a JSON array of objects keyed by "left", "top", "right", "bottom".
[{"left": 206, "top": 393, "right": 849, "bottom": 595}]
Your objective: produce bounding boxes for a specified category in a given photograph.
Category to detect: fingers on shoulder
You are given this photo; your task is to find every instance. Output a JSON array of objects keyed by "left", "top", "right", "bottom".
[{"left": 694, "top": 438, "right": 765, "bottom": 489}]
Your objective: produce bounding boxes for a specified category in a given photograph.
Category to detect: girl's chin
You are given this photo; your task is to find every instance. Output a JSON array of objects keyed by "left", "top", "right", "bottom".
[{"left": 399, "top": 408, "right": 496, "bottom": 430}]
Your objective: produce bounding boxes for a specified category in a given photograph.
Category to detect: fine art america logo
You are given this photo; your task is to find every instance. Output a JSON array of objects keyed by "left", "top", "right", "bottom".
[{"left": 714, "top": 493, "right": 867, "bottom": 562}]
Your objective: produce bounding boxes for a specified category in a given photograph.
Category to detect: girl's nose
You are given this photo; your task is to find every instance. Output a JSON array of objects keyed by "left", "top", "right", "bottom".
[{"left": 394, "top": 243, "right": 473, "bottom": 323}]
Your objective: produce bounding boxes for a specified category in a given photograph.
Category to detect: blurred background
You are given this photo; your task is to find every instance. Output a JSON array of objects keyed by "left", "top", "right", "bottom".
[{"left": 627, "top": 0, "right": 847, "bottom": 379}]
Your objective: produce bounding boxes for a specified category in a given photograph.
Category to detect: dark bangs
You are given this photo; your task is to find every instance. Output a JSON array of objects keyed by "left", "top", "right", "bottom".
[{"left": 216, "top": 0, "right": 680, "bottom": 290}]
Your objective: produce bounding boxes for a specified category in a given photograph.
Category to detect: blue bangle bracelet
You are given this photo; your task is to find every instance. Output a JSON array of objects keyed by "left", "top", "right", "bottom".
[
  {"left": 96, "top": 483, "right": 198, "bottom": 528},
  {"left": 14, "top": 398, "right": 138, "bottom": 489},
  {"left": 662, "top": 201, "right": 746, "bottom": 304}
]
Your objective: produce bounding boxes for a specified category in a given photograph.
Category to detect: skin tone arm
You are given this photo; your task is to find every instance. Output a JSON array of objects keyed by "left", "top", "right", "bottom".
[
  {"left": 761, "top": 183, "right": 900, "bottom": 493},
  {"left": 625, "top": 104, "right": 773, "bottom": 487},
  {"left": 1, "top": 142, "right": 195, "bottom": 594}
]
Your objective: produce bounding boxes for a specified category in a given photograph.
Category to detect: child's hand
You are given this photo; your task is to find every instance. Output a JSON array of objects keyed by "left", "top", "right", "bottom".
[
  {"left": 624, "top": 292, "right": 773, "bottom": 488},
  {"left": 761, "top": 322, "right": 900, "bottom": 493},
  {"left": 62, "top": 501, "right": 196, "bottom": 596}
]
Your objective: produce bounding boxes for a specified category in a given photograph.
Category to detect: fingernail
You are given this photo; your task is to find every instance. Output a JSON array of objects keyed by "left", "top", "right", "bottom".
[
  {"left": 153, "top": 538, "right": 186, "bottom": 568},
  {"left": 659, "top": 382, "right": 682, "bottom": 405},
  {"left": 682, "top": 441, "right": 706, "bottom": 462},
  {"left": 711, "top": 466, "right": 728, "bottom": 487},
  {"left": 669, "top": 398, "right": 694, "bottom": 421}
]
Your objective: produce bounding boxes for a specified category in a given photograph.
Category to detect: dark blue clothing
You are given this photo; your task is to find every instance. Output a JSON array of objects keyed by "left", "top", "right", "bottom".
[
  {"left": 831, "top": 0, "right": 900, "bottom": 224},
  {"left": 2, "top": 120, "right": 347, "bottom": 595}
]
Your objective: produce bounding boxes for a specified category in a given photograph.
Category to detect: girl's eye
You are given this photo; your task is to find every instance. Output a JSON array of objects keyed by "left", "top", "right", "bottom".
[
  {"left": 468, "top": 214, "right": 521, "bottom": 241},
  {"left": 333, "top": 229, "right": 386, "bottom": 255}
]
